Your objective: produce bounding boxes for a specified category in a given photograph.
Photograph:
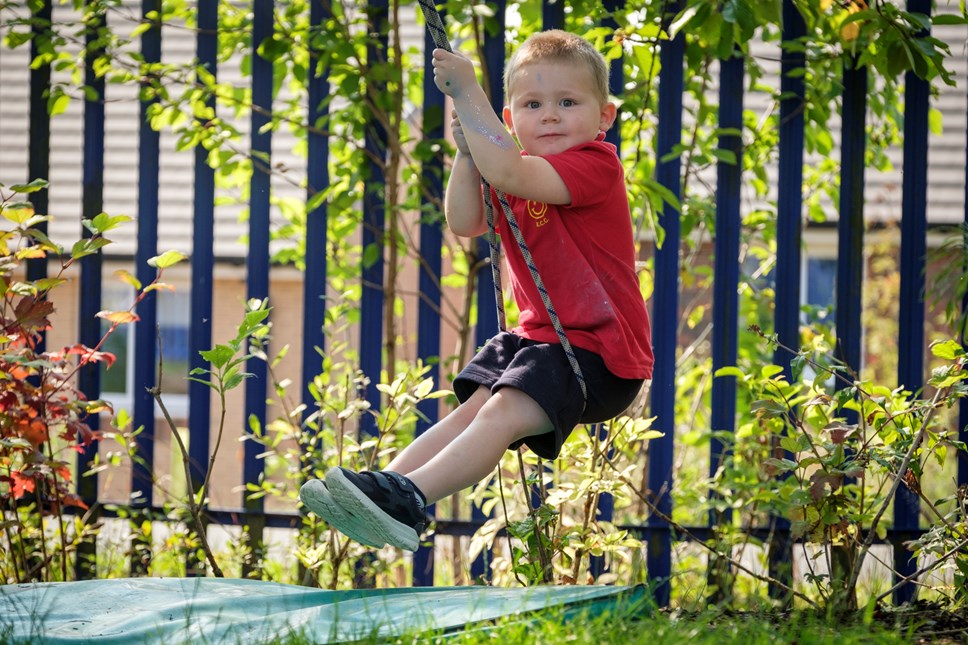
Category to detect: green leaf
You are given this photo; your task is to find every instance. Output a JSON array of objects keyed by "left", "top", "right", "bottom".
[
  {"left": 751, "top": 399, "right": 788, "bottom": 417},
  {"left": 669, "top": 5, "right": 699, "bottom": 37},
  {"left": 148, "top": 250, "right": 188, "bottom": 269},
  {"left": 114, "top": 269, "right": 141, "bottom": 290},
  {"left": 763, "top": 457, "right": 798, "bottom": 472},
  {"left": 780, "top": 435, "right": 807, "bottom": 453},
  {"left": 33, "top": 277, "right": 67, "bottom": 292},
  {"left": 928, "top": 107, "right": 943, "bottom": 135},
  {"left": 931, "top": 339, "right": 964, "bottom": 360},
  {"left": 643, "top": 177, "right": 681, "bottom": 211},
  {"left": 257, "top": 35, "right": 289, "bottom": 62},
  {"left": 71, "top": 237, "right": 111, "bottom": 259},
  {"left": 86, "top": 213, "right": 132, "bottom": 235},
  {"left": 48, "top": 92, "right": 70, "bottom": 116},
  {"left": 933, "top": 14, "right": 968, "bottom": 25},
  {"left": 886, "top": 39, "right": 909, "bottom": 77},
  {"left": 714, "top": 366, "right": 745, "bottom": 378},
  {"left": 9, "top": 179, "right": 48, "bottom": 194},
  {"left": 760, "top": 364, "right": 785, "bottom": 379},
  {"left": 711, "top": 148, "right": 737, "bottom": 165},
  {"left": 362, "top": 242, "right": 381, "bottom": 269},
  {"left": 130, "top": 21, "right": 154, "bottom": 39},
  {"left": 224, "top": 372, "right": 250, "bottom": 391},
  {"left": 5, "top": 30, "right": 31, "bottom": 49},
  {"left": 200, "top": 344, "right": 236, "bottom": 369}
]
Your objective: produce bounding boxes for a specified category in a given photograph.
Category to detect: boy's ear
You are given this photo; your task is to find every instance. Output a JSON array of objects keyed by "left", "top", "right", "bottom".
[
  {"left": 503, "top": 105, "right": 515, "bottom": 133},
  {"left": 599, "top": 102, "right": 617, "bottom": 131}
]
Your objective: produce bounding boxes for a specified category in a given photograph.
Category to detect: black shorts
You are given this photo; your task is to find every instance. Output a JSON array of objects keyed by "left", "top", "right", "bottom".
[{"left": 453, "top": 331, "right": 646, "bottom": 460}]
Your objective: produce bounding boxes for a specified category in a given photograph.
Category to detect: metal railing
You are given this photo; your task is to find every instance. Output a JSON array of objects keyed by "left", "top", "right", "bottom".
[{"left": 7, "top": 0, "right": 967, "bottom": 605}]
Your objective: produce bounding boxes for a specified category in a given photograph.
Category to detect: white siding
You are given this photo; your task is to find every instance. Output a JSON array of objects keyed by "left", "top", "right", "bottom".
[{"left": 1, "top": 5, "right": 965, "bottom": 261}]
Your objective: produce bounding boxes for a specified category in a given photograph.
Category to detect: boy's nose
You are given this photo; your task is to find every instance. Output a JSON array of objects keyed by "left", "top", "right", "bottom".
[{"left": 541, "top": 108, "right": 559, "bottom": 123}]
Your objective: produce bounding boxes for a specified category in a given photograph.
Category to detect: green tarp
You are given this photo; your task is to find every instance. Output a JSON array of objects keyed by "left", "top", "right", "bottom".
[{"left": 0, "top": 578, "right": 647, "bottom": 644}]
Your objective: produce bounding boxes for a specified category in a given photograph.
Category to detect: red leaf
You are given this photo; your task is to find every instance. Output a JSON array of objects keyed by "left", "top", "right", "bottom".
[
  {"left": 96, "top": 310, "right": 139, "bottom": 324},
  {"left": 14, "top": 296, "right": 54, "bottom": 333},
  {"left": 61, "top": 494, "right": 89, "bottom": 510},
  {"left": 75, "top": 421, "right": 101, "bottom": 445},
  {"left": 19, "top": 418, "right": 48, "bottom": 448},
  {"left": 63, "top": 344, "right": 116, "bottom": 369},
  {"left": 3, "top": 364, "right": 32, "bottom": 380},
  {"left": 0, "top": 390, "right": 16, "bottom": 410},
  {"left": 62, "top": 344, "right": 90, "bottom": 357},
  {"left": 11, "top": 471, "right": 36, "bottom": 498}
]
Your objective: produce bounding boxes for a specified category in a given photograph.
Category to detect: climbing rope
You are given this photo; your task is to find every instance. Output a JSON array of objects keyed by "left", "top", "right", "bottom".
[{"left": 416, "top": 0, "right": 589, "bottom": 406}]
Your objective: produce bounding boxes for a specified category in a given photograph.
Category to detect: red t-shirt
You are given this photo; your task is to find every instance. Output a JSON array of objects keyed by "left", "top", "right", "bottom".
[{"left": 491, "top": 138, "right": 654, "bottom": 380}]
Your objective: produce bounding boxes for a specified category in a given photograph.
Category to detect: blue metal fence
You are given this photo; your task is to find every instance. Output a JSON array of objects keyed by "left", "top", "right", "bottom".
[
  {"left": 768, "top": 0, "right": 805, "bottom": 592},
  {"left": 11, "top": 0, "right": 962, "bottom": 602},
  {"left": 648, "top": 0, "right": 684, "bottom": 607}
]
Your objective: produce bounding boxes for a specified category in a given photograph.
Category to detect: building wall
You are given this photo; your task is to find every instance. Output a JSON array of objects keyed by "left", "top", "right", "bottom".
[{"left": 3, "top": 4, "right": 967, "bottom": 515}]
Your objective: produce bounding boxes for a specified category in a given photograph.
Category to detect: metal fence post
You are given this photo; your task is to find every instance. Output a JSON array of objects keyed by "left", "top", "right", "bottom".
[
  {"left": 359, "top": 1, "right": 389, "bottom": 441},
  {"left": 302, "top": 0, "right": 330, "bottom": 461},
  {"left": 649, "top": 0, "right": 685, "bottom": 608},
  {"left": 769, "top": 0, "right": 806, "bottom": 597},
  {"left": 836, "top": 60, "right": 866, "bottom": 408},
  {"left": 26, "top": 0, "right": 51, "bottom": 292},
  {"left": 186, "top": 0, "right": 218, "bottom": 578},
  {"left": 590, "top": 0, "right": 626, "bottom": 581},
  {"left": 242, "top": 0, "right": 275, "bottom": 578},
  {"left": 131, "top": 0, "right": 162, "bottom": 576},
  {"left": 895, "top": 0, "right": 932, "bottom": 606},
  {"left": 412, "top": 11, "right": 447, "bottom": 587},
  {"left": 76, "top": 0, "right": 106, "bottom": 581},
  {"left": 708, "top": 50, "right": 744, "bottom": 600}
]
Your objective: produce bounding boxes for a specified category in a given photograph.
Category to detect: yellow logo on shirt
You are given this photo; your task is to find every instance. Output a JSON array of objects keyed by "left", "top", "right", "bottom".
[{"left": 527, "top": 201, "right": 549, "bottom": 227}]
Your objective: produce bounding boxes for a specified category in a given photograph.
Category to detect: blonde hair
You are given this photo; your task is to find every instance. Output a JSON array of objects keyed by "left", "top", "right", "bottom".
[{"left": 504, "top": 30, "right": 610, "bottom": 104}]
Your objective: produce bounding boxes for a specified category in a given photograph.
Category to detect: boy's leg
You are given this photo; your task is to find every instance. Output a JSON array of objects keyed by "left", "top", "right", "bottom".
[
  {"left": 317, "top": 386, "right": 551, "bottom": 551},
  {"left": 300, "top": 386, "right": 495, "bottom": 550},
  {"left": 382, "top": 385, "right": 490, "bottom": 475},
  {"left": 403, "top": 386, "right": 552, "bottom": 503}
]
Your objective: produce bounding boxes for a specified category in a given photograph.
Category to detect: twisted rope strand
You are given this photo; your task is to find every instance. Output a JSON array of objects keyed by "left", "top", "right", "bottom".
[
  {"left": 418, "top": 1, "right": 588, "bottom": 410},
  {"left": 416, "top": 0, "right": 452, "bottom": 52},
  {"left": 482, "top": 178, "right": 507, "bottom": 332},
  {"left": 497, "top": 192, "right": 588, "bottom": 402}
]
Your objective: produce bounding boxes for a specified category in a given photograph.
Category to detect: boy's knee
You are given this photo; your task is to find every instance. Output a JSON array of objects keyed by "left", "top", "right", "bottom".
[{"left": 478, "top": 387, "right": 552, "bottom": 442}]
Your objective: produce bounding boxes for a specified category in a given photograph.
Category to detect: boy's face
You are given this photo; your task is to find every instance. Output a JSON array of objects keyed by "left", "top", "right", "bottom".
[{"left": 503, "top": 60, "right": 615, "bottom": 157}]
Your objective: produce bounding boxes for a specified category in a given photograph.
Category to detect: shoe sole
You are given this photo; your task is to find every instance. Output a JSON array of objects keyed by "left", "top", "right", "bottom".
[
  {"left": 299, "top": 479, "right": 386, "bottom": 548},
  {"left": 324, "top": 467, "right": 420, "bottom": 552}
]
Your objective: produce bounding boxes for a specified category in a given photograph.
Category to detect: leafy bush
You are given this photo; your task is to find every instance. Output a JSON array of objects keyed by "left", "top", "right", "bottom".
[{"left": 0, "top": 179, "right": 184, "bottom": 582}]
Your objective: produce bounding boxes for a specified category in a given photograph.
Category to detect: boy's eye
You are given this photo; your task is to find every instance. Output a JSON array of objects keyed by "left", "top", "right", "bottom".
[
  {"left": 560, "top": 99, "right": 575, "bottom": 107},
  {"left": 527, "top": 100, "right": 541, "bottom": 109}
]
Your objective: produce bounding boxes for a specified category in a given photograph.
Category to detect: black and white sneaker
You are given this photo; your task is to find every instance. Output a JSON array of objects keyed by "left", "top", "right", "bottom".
[
  {"left": 299, "top": 478, "right": 387, "bottom": 548},
  {"left": 324, "top": 467, "right": 428, "bottom": 552}
]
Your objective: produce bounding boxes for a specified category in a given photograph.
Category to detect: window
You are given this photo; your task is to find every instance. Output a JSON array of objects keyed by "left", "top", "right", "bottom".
[
  {"left": 803, "top": 256, "right": 837, "bottom": 326},
  {"left": 100, "top": 286, "right": 191, "bottom": 417}
]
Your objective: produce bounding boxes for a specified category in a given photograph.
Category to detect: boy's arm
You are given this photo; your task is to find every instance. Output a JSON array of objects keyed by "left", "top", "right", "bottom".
[
  {"left": 432, "top": 49, "right": 571, "bottom": 206},
  {"left": 445, "top": 149, "right": 487, "bottom": 238}
]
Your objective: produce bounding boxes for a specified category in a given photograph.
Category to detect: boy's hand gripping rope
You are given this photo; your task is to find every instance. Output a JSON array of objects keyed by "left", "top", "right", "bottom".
[{"left": 416, "top": 1, "right": 588, "bottom": 407}]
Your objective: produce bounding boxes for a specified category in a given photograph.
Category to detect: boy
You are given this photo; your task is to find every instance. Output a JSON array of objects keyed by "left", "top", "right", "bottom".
[{"left": 300, "top": 30, "right": 653, "bottom": 552}]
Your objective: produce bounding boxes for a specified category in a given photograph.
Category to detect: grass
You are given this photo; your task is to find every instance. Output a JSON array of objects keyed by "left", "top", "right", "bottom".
[
  {"left": 258, "top": 605, "right": 937, "bottom": 645},
  {"left": 432, "top": 613, "right": 907, "bottom": 644}
]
